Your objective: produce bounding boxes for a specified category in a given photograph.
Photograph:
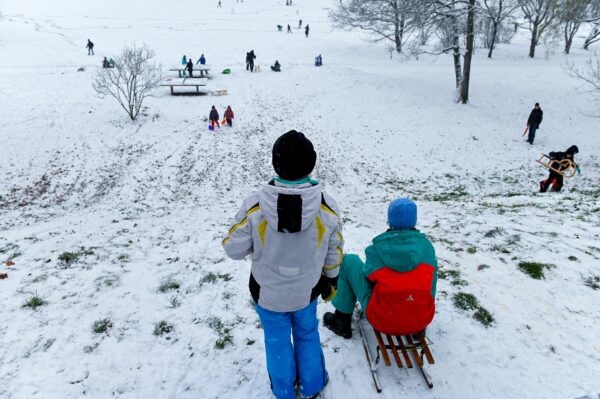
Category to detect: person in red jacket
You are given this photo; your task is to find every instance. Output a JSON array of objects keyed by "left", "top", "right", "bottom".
[
  {"left": 224, "top": 106, "right": 234, "bottom": 127},
  {"left": 324, "top": 198, "right": 438, "bottom": 338}
]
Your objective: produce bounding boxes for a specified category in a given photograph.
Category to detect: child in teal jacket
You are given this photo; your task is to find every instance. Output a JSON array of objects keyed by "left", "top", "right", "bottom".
[{"left": 324, "top": 198, "right": 438, "bottom": 338}]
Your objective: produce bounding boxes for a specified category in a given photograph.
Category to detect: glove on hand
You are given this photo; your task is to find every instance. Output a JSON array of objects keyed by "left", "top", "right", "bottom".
[{"left": 320, "top": 275, "right": 338, "bottom": 302}]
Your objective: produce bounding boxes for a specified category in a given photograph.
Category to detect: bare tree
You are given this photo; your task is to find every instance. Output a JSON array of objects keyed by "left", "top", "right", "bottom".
[
  {"left": 519, "top": 0, "right": 559, "bottom": 58},
  {"left": 479, "top": 0, "right": 519, "bottom": 57},
  {"left": 567, "top": 51, "right": 600, "bottom": 112},
  {"left": 93, "top": 44, "right": 162, "bottom": 121},
  {"left": 558, "top": 0, "right": 596, "bottom": 53},
  {"left": 330, "top": 0, "right": 424, "bottom": 52}
]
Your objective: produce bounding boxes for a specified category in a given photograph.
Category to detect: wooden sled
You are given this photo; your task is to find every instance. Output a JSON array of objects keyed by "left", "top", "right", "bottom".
[
  {"left": 358, "top": 313, "right": 435, "bottom": 392},
  {"left": 536, "top": 153, "right": 577, "bottom": 178},
  {"left": 211, "top": 89, "right": 228, "bottom": 96}
]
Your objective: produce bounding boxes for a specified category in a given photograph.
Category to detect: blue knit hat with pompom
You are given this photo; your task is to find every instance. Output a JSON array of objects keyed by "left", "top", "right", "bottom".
[{"left": 388, "top": 198, "right": 417, "bottom": 229}]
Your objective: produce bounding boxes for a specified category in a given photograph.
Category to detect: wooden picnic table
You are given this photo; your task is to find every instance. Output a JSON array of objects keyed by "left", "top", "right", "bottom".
[
  {"left": 169, "top": 65, "right": 211, "bottom": 78},
  {"left": 160, "top": 77, "right": 208, "bottom": 95}
]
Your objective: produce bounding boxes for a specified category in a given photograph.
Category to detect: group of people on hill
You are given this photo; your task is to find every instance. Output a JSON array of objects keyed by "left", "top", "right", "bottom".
[
  {"left": 278, "top": 21, "right": 310, "bottom": 37},
  {"left": 209, "top": 105, "right": 234, "bottom": 129},
  {"left": 524, "top": 103, "right": 581, "bottom": 192},
  {"left": 223, "top": 130, "right": 439, "bottom": 399},
  {"left": 181, "top": 54, "right": 207, "bottom": 77}
]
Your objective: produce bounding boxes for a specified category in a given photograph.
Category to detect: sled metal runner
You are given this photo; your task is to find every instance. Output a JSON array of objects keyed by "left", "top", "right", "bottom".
[
  {"left": 358, "top": 314, "right": 435, "bottom": 392},
  {"left": 536, "top": 153, "right": 577, "bottom": 178}
]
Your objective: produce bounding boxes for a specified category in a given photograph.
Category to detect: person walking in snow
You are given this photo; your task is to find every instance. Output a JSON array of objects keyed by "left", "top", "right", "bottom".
[
  {"left": 224, "top": 106, "right": 234, "bottom": 126},
  {"left": 181, "top": 55, "right": 187, "bottom": 66},
  {"left": 299, "top": 19, "right": 303, "bottom": 29},
  {"left": 323, "top": 198, "right": 438, "bottom": 339},
  {"left": 196, "top": 54, "right": 206, "bottom": 65},
  {"left": 209, "top": 106, "right": 220, "bottom": 130},
  {"left": 246, "top": 50, "right": 256, "bottom": 72},
  {"left": 102, "top": 57, "right": 110, "bottom": 68},
  {"left": 186, "top": 59, "right": 194, "bottom": 77},
  {"left": 526, "top": 102, "right": 543, "bottom": 145},
  {"left": 287, "top": 24, "right": 292, "bottom": 33},
  {"left": 223, "top": 130, "right": 342, "bottom": 399},
  {"left": 305, "top": 25, "right": 310, "bottom": 38},
  {"left": 277, "top": 24, "right": 283, "bottom": 32},
  {"left": 539, "top": 145, "right": 580, "bottom": 192},
  {"left": 86, "top": 39, "right": 94, "bottom": 55},
  {"left": 218, "top": 0, "right": 222, "bottom": 7}
]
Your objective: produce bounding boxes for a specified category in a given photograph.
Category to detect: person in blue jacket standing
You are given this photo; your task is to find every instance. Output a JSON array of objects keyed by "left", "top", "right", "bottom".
[
  {"left": 181, "top": 55, "right": 187, "bottom": 66},
  {"left": 197, "top": 54, "right": 206, "bottom": 65}
]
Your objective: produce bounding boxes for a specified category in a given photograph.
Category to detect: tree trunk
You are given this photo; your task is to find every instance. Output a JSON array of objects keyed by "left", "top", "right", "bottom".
[
  {"left": 564, "top": 22, "right": 579, "bottom": 54},
  {"left": 460, "top": 0, "right": 476, "bottom": 104},
  {"left": 393, "top": 1, "right": 404, "bottom": 53},
  {"left": 529, "top": 22, "right": 539, "bottom": 58},
  {"left": 488, "top": 21, "right": 498, "bottom": 58},
  {"left": 451, "top": 16, "right": 462, "bottom": 90}
]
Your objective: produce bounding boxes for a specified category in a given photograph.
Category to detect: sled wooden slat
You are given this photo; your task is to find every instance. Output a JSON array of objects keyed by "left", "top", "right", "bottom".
[
  {"left": 405, "top": 334, "right": 423, "bottom": 367},
  {"left": 416, "top": 333, "right": 435, "bottom": 365},
  {"left": 373, "top": 330, "right": 392, "bottom": 366},
  {"left": 395, "top": 335, "right": 413, "bottom": 368},
  {"left": 385, "top": 334, "right": 403, "bottom": 368}
]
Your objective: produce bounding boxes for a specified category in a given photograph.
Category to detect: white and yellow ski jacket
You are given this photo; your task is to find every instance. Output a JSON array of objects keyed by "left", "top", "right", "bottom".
[{"left": 223, "top": 180, "right": 344, "bottom": 312}]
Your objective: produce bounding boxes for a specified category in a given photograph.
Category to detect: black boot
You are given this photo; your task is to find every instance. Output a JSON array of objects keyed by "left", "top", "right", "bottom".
[{"left": 323, "top": 310, "right": 352, "bottom": 339}]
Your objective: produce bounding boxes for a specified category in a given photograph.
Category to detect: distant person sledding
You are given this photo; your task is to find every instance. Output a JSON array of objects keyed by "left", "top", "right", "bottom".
[
  {"left": 86, "top": 39, "right": 94, "bottom": 55},
  {"left": 196, "top": 54, "right": 206, "bottom": 65},
  {"left": 271, "top": 60, "right": 281, "bottom": 72},
  {"left": 315, "top": 54, "right": 323, "bottom": 67},
  {"left": 246, "top": 50, "right": 256, "bottom": 72},
  {"left": 209, "top": 106, "right": 220, "bottom": 130}
]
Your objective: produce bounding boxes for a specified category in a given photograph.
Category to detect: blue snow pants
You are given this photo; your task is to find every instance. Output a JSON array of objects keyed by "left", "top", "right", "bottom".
[{"left": 255, "top": 300, "right": 328, "bottom": 399}]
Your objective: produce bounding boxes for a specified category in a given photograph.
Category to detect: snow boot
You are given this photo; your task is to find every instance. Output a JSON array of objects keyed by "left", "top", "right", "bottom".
[{"left": 323, "top": 310, "right": 352, "bottom": 339}]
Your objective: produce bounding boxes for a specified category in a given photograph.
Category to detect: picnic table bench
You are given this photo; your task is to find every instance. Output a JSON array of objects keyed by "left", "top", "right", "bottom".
[
  {"left": 160, "top": 77, "right": 208, "bottom": 95},
  {"left": 169, "top": 65, "right": 211, "bottom": 78}
]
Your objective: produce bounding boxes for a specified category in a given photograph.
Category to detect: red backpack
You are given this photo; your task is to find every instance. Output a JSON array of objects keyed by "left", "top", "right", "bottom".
[{"left": 365, "top": 264, "right": 436, "bottom": 335}]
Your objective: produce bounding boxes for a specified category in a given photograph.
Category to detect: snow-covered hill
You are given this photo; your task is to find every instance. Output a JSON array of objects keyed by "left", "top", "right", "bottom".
[{"left": 0, "top": 1, "right": 599, "bottom": 398}]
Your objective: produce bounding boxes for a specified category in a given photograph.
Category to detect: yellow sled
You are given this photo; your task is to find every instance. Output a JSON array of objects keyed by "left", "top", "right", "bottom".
[{"left": 536, "top": 153, "right": 577, "bottom": 178}]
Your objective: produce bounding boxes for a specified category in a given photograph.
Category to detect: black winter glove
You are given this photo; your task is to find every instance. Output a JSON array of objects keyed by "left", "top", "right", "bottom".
[{"left": 319, "top": 274, "right": 338, "bottom": 303}]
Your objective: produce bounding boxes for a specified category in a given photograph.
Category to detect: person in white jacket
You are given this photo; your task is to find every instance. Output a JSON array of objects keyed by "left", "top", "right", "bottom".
[{"left": 223, "top": 130, "right": 343, "bottom": 399}]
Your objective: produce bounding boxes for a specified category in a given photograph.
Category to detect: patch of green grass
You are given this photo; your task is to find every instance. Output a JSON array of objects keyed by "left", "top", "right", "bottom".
[
  {"left": 153, "top": 320, "right": 173, "bottom": 336},
  {"left": 438, "top": 269, "right": 461, "bottom": 280},
  {"left": 584, "top": 275, "right": 600, "bottom": 290},
  {"left": 208, "top": 316, "right": 233, "bottom": 350},
  {"left": 467, "top": 247, "right": 477, "bottom": 254},
  {"left": 453, "top": 292, "right": 479, "bottom": 311},
  {"left": 58, "top": 248, "right": 94, "bottom": 265},
  {"left": 518, "top": 262, "right": 555, "bottom": 280},
  {"left": 92, "top": 317, "right": 112, "bottom": 333},
  {"left": 22, "top": 295, "right": 46, "bottom": 310},
  {"left": 431, "top": 186, "right": 468, "bottom": 202},
  {"left": 157, "top": 277, "right": 181, "bottom": 293},
  {"left": 117, "top": 254, "right": 129, "bottom": 262},
  {"left": 490, "top": 245, "right": 511, "bottom": 254},
  {"left": 568, "top": 256, "right": 578, "bottom": 261},
  {"left": 199, "top": 272, "right": 233, "bottom": 287},
  {"left": 484, "top": 227, "right": 504, "bottom": 238},
  {"left": 473, "top": 307, "right": 495, "bottom": 327},
  {"left": 451, "top": 279, "right": 469, "bottom": 287}
]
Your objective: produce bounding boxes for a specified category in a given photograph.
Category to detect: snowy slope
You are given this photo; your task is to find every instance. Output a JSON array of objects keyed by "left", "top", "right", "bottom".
[{"left": 1, "top": 1, "right": 599, "bottom": 398}]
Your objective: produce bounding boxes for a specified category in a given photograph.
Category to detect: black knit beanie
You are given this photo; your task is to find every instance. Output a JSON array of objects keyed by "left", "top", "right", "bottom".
[
  {"left": 566, "top": 145, "right": 579, "bottom": 155},
  {"left": 272, "top": 130, "right": 317, "bottom": 181}
]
